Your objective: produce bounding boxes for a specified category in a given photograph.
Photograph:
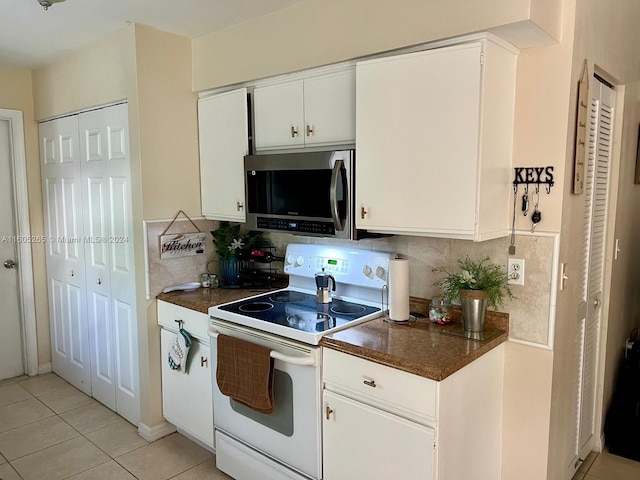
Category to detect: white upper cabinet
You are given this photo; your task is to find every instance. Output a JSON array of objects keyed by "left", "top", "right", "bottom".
[
  {"left": 198, "top": 88, "right": 249, "bottom": 222},
  {"left": 355, "top": 38, "right": 517, "bottom": 241},
  {"left": 253, "top": 67, "right": 356, "bottom": 150}
]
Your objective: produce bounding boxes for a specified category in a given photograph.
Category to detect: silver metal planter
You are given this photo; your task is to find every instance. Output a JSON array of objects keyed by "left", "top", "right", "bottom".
[{"left": 459, "top": 289, "right": 489, "bottom": 332}]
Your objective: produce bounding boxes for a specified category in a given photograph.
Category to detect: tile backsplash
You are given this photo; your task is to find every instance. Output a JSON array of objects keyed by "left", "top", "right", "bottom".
[
  {"left": 269, "top": 232, "right": 556, "bottom": 347},
  {"left": 145, "top": 218, "right": 218, "bottom": 298},
  {"left": 147, "top": 223, "right": 555, "bottom": 347}
]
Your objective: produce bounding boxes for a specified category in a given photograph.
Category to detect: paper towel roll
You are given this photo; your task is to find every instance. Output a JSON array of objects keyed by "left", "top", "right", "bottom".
[{"left": 388, "top": 258, "right": 410, "bottom": 321}]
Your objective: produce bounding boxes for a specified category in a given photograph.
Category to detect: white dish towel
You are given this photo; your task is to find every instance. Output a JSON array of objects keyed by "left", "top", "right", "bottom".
[{"left": 168, "top": 328, "right": 193, "bottom": 373}]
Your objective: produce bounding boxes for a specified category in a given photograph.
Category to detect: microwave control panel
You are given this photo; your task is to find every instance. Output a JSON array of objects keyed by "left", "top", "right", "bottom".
[{"left": 256, "top": 217, "right": 335, "bottom": 236}]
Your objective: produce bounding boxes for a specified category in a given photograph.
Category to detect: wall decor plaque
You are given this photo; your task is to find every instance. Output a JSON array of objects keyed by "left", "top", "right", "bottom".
[{"left": 573, "top": 60, "right": 589, "bottom": 194}]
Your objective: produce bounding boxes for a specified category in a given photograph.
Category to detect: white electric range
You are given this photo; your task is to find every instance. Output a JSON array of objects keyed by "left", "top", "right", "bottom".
[{"left": 208, "top": 243, "right": 392, "bottom": 480}]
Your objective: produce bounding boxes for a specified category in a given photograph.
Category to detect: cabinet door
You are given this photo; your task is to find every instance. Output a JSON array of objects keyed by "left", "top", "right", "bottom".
[
  {"left": 198, "top": 89, "right": 249, "bottom": 221},
  {"left": 39, "top": 117, "right": 92, "bottom": 395},
  {"left": 160, "top": 329, "right": 213, "bottom": 448},
  {"left": 323, "top": 391, "right": 434, "bottom": 480},
  {"left": 253, "top": 81, "right": 305, "bottom": 150},
  {"left": 303, "top": 69, "right": 356, "bottom": 146},
  {"left": 356, "top": 43, "right": 482, "bottom": 237}
]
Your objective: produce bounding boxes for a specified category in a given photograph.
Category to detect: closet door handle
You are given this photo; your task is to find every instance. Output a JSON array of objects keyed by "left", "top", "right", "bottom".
[
  {"left": 326, "top": 406, "right": 334, "bottom": 420},
  {"left": 97, "top": 278, "right": 102, "bottom": 285},
  {"left": 201, "top": 356, "right": 207, "bottom": 367}
]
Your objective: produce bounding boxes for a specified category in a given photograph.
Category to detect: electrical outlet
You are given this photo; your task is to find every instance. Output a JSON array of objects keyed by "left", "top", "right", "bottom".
[{"left": 508, "top": 258, "right": 525, "bottom": 286}]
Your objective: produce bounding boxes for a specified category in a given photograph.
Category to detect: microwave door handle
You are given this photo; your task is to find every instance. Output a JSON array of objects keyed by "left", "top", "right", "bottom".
[{"left": 330, "top": 159, "right": 346, "bottom": 232}]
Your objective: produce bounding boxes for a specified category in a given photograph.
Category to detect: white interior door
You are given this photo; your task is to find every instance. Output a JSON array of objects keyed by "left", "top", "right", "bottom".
[
  {"left": 0, "top": 119, "right": 24, "bottom": 380},
  {"left": 570, "top": 77, "right": 615, "bottom": 474},
  {"left": 80, "top": 103, "right": 139, "bottom": 424},
  {"left": 40, "top": 116, "right": 92, "bottom": 395}
]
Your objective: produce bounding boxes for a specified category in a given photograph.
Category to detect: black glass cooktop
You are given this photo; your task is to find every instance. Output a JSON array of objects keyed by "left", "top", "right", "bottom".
[{"left": 218, "top": 290, "right": 380, "bottom": 333}]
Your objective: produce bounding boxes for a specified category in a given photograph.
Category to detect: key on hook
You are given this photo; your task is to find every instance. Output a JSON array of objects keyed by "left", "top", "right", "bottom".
[{"left": 531, "top": 191, "right": 542, "bottom": 232}]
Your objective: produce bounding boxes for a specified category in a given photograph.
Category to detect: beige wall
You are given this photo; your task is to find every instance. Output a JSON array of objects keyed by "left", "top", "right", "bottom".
[
  {"left": 192, "top": 0, "right": 561, "bottom": 91},
  {"left": 31, "top": 27, "right": 135, "bottom": 121},
  {"left": 133, "top": 23, "right": 200, "bottom": 428},
  {"left": 135, "top": 24, "right": 200, "bottom": 220},
  {"left": 0, "top": 68, "right": 49, "bottom": 366}
]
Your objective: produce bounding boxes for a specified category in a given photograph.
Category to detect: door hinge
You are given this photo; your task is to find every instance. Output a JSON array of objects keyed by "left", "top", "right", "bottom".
[{"left": 480, "top": 53, "right": 484, "bottom": 65}]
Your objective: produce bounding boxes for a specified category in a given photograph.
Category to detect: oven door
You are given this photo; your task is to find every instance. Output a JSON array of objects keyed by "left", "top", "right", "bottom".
[
  {"left": 244, "top": 150, "right": 353, "bottom": 239},
  {"left": 209, "top": 319, "right": 322, "bottom": 480}
]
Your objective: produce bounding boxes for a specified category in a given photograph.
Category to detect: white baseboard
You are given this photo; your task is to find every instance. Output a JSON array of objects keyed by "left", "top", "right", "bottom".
[
  {"left": 38, "top": 363, "right": 52, "bottom": 375},
  {"left": 138, "top": 421, "right": 177, "bottom": 442}
]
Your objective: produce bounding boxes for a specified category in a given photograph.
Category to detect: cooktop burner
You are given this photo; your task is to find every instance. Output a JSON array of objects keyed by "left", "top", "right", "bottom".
[
  {"left": 238, "top": 302, "right": 274, "bottom": 313},
  {"left": 218, "top": 289, "right": 380, "bottom": 334},
  {"left": 269, "top": 291, "right": 307, "bottom": 303},
  {"left": 330, "top": 303, "right": 366, "bottom": 315}
]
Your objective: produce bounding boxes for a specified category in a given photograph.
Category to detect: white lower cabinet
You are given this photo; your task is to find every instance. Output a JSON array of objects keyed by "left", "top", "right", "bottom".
[
  {"left": 323, "top": 390, "right": 434, "bottom": 479},
  {"left": 158, "top": 301, "right": 213, "bottom": 449},
  {"left": 323, "top": 345, "right": 505, "bottom": 480}
]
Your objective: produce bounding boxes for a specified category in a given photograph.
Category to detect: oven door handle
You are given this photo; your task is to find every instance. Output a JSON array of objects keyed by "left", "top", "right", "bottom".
[
  {"left": 210, "top": 328, "right": 315, "bottom": 366},
  {"left": 330, "top": 159, "right": 346, "bottom": 232},
  {"left": 269, "top": 350, "right": 315, "bottom": 366}
]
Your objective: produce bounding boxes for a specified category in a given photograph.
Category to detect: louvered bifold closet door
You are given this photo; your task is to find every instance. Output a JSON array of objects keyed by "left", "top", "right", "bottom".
[{"left": 571, "top": 78, "right": 615, "bottom": 471}]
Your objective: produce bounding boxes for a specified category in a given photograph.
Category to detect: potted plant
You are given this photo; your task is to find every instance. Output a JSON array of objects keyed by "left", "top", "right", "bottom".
[
  {"left": 211, "top": 222, "right": 264, "bottom": 286},
  {"left": 432, "top": 256, "right": 514, "bottom": 332}
]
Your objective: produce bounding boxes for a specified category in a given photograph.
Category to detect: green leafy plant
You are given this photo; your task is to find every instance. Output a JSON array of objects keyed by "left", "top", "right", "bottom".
[
  {"left": 210, "top": 222, "right": 265, "bottom": 260},
  {"left": 432, "top": 256, "right": 514, "bottom": 310}
]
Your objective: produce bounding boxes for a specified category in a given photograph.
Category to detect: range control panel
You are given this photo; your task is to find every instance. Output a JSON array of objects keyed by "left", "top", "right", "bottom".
[{"left": 284, "top": 243, "right": 391, "bottom": 291}]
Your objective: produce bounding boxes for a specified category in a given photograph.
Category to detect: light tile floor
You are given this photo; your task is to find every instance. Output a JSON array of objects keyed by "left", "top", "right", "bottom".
[
  {"left": 4, "top": 373, "right": 640, "bottom": 480},
  {"left": 0, "top": 373, "right": 232, "bottom": 480},
  {"left": 572, "top": 450, "right": 640, "bottom": 480}
]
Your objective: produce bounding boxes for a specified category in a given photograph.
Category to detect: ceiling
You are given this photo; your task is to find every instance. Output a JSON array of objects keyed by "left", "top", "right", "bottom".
[{"left": 0, "top": 0, "right": 302, "bottom": 69}]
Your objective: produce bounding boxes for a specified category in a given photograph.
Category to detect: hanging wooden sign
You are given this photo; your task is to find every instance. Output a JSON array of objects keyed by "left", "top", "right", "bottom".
[
  {"left": 158, "top": 210, "right": 205, "bottom": 259},
  {"left": 573, "top": 60, "right": 589, "bottom": 194},
  {"left": 160, "top": 232, "right": 206, "bottom": 259}
]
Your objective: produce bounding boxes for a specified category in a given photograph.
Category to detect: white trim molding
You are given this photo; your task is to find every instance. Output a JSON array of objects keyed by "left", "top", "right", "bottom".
[
  {"left": 1, "top": 109, "right": 38, "bottom": 376},
  {"left": 138, "top": 421, "right": 177, "bottom": 442}
]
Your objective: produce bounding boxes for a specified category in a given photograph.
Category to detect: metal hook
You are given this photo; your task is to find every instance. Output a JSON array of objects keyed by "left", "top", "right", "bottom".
[
  {"left": 524, "top": 184, "right": 529, "bottom": 195},
  {"left": 175, "top": 319, "right": 184, "bottom": 328},
  {"left": 535, "top": 183, "right": 540, "bottom": 195},
  {"left": 546, "top": 183, "right": 552, "bottom": 194}
]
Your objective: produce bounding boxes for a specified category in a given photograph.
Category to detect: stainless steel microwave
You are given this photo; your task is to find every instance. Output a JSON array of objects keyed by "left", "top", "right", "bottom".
[{"left": 244, "top": 150, "right": 355, "bottom": 239}]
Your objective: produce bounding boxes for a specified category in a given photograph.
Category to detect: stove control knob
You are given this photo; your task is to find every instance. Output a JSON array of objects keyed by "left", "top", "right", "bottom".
[
  {"left": 296, "top": 256, "right": 305, "bottom": 267},
  {"left": 362, "top": 264, "right": 373, "bottom": 278},
  {"left": 287, "top": 255, "right": 295, "bottom": 265},
  {"left": 375, "top": 266, "right": 387, "bottom": 281}
]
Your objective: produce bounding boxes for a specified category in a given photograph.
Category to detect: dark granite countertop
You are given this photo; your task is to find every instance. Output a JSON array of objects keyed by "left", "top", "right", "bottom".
[
  {"left": 156, "top": 286, "right": 282, "bottom": 314},
  {"left": 320, "top": 297, "right": 509, "bottom": 381},
  {"left": 158, "top": 291, "right": 508, "bottom": 382}
]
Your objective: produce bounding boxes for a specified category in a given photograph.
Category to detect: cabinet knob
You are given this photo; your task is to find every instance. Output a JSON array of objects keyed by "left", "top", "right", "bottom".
[
  {"left": 201, "top": 356, "right": 208, "bottom": 367},
  {"left": 236, "top": 201, "right": 244, "bottom": 211},
  {"left": 594, "top": 299, "right": 600, "bottom": 307},
  {"left": 360, "top": 207, "right": 368, "bottom": 219},
  {"left": 363, "top": 379, "right": 377, "bottom": 388},
  {"left": 326, "top": 405, "right": 334, "bottom": 420},
  {"left": 290, "top": 126, "right": 299, "bottom": 138},
  {"left": 306, "top": 124, "right": 314, "bottom": 137}
]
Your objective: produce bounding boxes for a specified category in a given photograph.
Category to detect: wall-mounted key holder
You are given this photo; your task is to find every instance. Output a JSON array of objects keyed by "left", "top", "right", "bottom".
[
  {"left": 512, "top": 166, "right": 555, "bottom": 195},
  {"left": 509, "top": 167, "right": 554, "bottom": 251}
]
